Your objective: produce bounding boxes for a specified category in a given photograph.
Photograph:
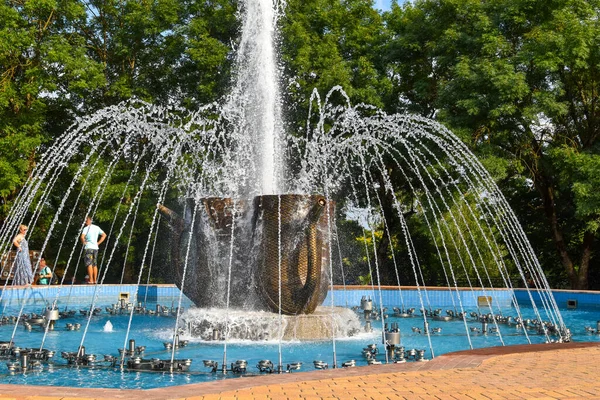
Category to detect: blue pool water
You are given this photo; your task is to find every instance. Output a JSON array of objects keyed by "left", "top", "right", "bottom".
[{"left": 1, "top": 289, "right": 599, "bottom": 389}]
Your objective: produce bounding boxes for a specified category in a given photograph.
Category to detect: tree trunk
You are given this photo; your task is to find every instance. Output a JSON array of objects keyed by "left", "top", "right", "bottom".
[
  {"left": 575, "top": 231, "right": 595, "bottom": 289},
  {"left": 536, "top": 177, "right": 590, "bottom": 289}
]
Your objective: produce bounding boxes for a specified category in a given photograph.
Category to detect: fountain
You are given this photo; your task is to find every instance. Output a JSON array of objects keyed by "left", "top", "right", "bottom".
[{"left": 0, "top": 0, "right": 572, "bottom": 388}]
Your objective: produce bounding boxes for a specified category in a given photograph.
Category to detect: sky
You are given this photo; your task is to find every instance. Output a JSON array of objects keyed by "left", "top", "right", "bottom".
[
  {"left": 374, "top": 0, "right": 392, "bottom": 11},
  {"left": 374, "top": 0, "right": 408, "bottom": 12}
]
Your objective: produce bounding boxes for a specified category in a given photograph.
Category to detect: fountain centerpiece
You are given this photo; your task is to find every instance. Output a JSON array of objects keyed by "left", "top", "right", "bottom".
[{"left": 159, "top": 194, "right": 333, "bottom": 316}]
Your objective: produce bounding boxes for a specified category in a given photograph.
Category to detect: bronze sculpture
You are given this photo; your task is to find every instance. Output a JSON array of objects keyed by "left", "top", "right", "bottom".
[{"left": 159, "top": 194, "right": 333, "bottom": 315}]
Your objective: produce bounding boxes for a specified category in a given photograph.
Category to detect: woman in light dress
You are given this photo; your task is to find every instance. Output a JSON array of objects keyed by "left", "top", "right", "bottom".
[{"left": 12, "top": 224, "right": 33, "bottom": 286}]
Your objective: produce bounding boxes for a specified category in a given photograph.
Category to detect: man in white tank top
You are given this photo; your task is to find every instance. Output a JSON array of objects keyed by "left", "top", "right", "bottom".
[{"left": 80, "top": 216, "right": 106, "bottom": 284}]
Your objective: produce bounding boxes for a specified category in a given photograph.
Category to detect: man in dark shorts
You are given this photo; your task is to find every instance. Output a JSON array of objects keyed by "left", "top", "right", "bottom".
[{"left": 80, "top": 216, "right": 106, "bottom": 284}]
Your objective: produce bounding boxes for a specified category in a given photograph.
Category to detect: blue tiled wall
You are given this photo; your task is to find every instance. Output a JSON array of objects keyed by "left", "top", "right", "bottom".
[
  {"left": 324, "top": 288, "right": 515, "bottom": 308},
  {"left": 514, "top": 289, "right": 600, "bottom": 308},
  {"left": 0, "top": 284, "right": 192, "bottom": 309},
  {"left": 3, "top": 285, "right": 597, "bottom": 311},
  {"left": 328, "top": 288, "right": 600, "bottom": 310}
]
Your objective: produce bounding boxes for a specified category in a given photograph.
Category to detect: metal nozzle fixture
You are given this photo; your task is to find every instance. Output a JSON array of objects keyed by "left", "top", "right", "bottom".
[
  {"left": 384, "top": 322, "right": 401, "bottom": 346},
  {"left": 203, "top": 360, "right": 218, "bottom": 373},
  {"left": 394, "top": 346, "right": 406, "bottom": 363},
  {"left": 360, "top": 296, "right": 373, "bottom": 312},
  {"left": 231, "top": 359, "right": 247, "bottom": 373},
  {"left": 257, "top": 359, "right": 274, "bottom": 373},
  {"left": 163, "top": 334, "right": 188, "bottom": 350},
  {"left": 127, "top": 357, "right": 192, "bottom": 372},
  {"left": 416, "top": 349, "right": 427, "bottom": 362},
  {"left": 286, "top": 362, "right": 302, "bottom": 372}
]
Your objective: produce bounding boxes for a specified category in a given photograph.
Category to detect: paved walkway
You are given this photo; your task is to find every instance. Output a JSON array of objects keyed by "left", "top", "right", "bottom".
[{"left": 0, "top": 342, "right": 598, "bottom": 399}]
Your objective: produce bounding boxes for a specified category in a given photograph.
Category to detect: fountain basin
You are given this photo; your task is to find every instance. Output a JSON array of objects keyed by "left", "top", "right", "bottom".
[{"left": 0, "top": 286, "right": 598, "bottom": 389}]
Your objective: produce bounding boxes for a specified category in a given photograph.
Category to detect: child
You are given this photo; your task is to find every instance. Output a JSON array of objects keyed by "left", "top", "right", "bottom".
[{"left": 36, "top": 257, "right": 52, "bottom": 285}]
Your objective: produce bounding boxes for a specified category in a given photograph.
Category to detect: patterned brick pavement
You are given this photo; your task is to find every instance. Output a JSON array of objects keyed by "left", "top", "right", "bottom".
[{"left": 0, "top": 342, "right": 598, "bottom": 399}]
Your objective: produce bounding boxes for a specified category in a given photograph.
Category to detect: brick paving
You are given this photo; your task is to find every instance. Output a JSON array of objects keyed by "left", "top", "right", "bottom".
[{"left": 0, "top": 342, "right": 598, "bottom": 399}]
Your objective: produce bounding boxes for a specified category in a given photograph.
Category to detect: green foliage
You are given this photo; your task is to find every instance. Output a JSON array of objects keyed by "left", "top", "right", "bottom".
[
  {"left": 0, "top": 0, "right": 105, "bottom": 217},
  {"left": 280, "top": 0, "right": 392, "bottom": 123},
  {"left": 181, "top": 0, "right": 238, "bottom": 104},
  {"left": 80, "top": 0, "right": 237, "bottom": 106},
  {"left": 384, "top": 0, "right": 600, "bottom": 288},
  {"left": 358, "top": 272, "right": 372, "bottom": 285},
  {"left": 550, "top": 146, "right": 600, "bottom": 232},
  {"left": 0, "top": 0, "right": 237, "bottom": 222}
]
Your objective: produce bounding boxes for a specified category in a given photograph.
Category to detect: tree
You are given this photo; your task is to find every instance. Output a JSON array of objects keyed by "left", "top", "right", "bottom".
[
  {"left": 279, "top": 0, "right": 392, "bottom": 124},
  {"left": 0, "top": 0, "right": 105, "bottom": 219},
  {"left": 385, "top": 0, "right": 600, "bottom": 289},
  {"left": 79, "top": 0, "right": 237, "bottom": 108}
]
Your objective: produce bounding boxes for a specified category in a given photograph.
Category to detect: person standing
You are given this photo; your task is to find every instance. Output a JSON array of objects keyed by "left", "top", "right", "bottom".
[
  {"left": 36, "top": 257, "right": 52, "bottom": 285},
  {"left": 12, "top": 224, "right": 33, "bottom": 286},
  {"left": 80, "top": 216, "right": 106, "bottom": 284}
]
